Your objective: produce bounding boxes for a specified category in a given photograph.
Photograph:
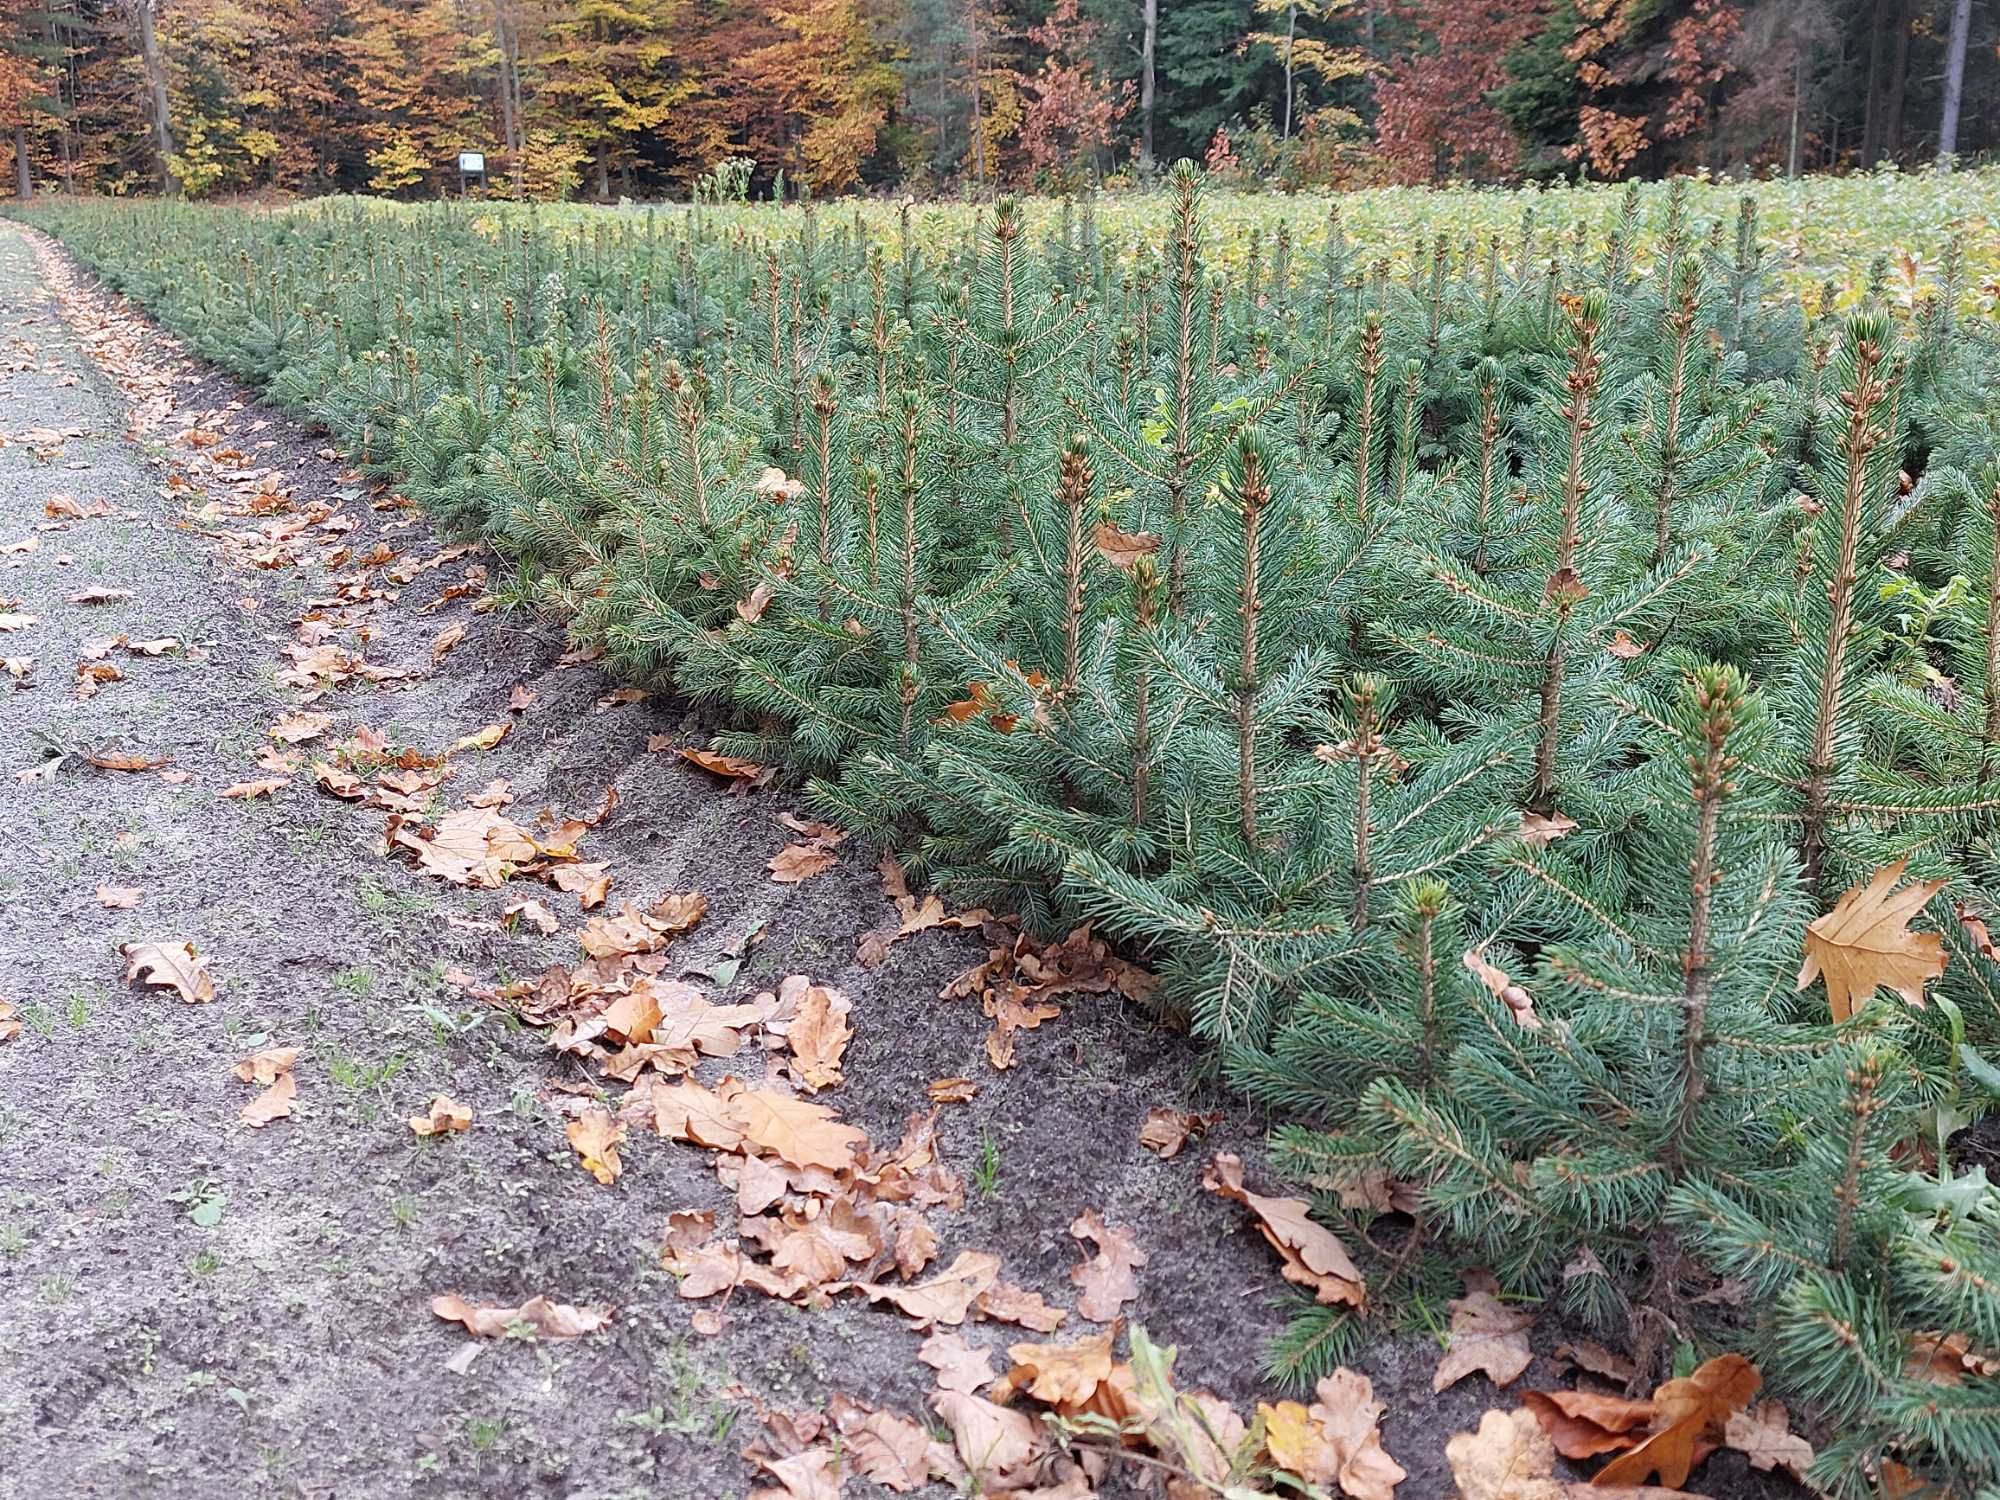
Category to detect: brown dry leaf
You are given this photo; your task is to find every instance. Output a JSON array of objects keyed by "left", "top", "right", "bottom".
[
  {"left": 121, "top": 940, "right": 215, "bottom": 1004},
  {"left": 1069, "top": 1210, "right": 1145, "bottom": 1322},
  {"left": 432, "top": 621, "right": 467, "bottom": 662},
  {"left": 0, "top": 612, "right": 39, "bottom": 631},
  {"left": 785, "top": 981, "right": 852, "bottom": 1093},
  {"left": 269, "top": 711, "right": 332, "bottom": 744},
  {"left": 1434, "top": 1271, "right": 1536, "bottom": 1393},
  {"left": 567, "top": 1108, "right": 627, "bottom": 1185},
  {"left": 976, "top": 1281, "right": 1069, "bottom": 1333},
  {"left": 68, "top": 586, "right": 133, "bottom": 605},
  {"left": 86, "top": 749, "right": 167, "bottom": 772},
  {"left": 1203, "top": 1152, "right": 1365, "bottom": 1308},
  {"left": 991, "top": 1327, "right": 1115, "bottom": 1410},
  {"left": 548, "top": 860, "right": 612, "bottom": 909},
  {"left": 680, "top": 746, "right": 771, "bottom": 786},
  {"left": 240, "top": 1070, "right": 298, "bottom": 1127},
  {"left": 96, "top": 884, "right": 141, "bottom": 909},
  {"left": 1137, "top": 1106, "right": 1220, "bottom": 1158},
  {"left": 1797, "top": 859, "right": 1949, "bottom": 1021},
  {"left": 928, "top": 1076, "right": 979, "bottom": 1104},
  {"left": 853, "top": 1250, "right": 1001, "bottom": 1328},
  {"left": 0, "top": 1000, "right": 19, "bottom": 1044},
  {"left": 1606, "top": 631, "right": 1646, "bottom": 660},
  {"left": 431, "top": 1293, "right": 613, "bottom": 1339},
  {"left": 1308, "top": 1368, "right": 1408, "bottom": 1500},
  {"left": 1518, "top": 811, "right": 1578, "bottom": 847},
  {"left": 232, "top": 1046, "right": 298, "bottom": 1087},
  {"left": 769, "top": 842, "right": 838, "bottom": 883},
  {"left": 73, "top": 660, "right": 121, "bottom": 697},
  {"left": 393, "top": 806, "right": 539, "bottom": 888},
  {"left": 220, "top": 777, "right": 289, "bottom": 800},
  {"left": 1446, "top": 1409, "right": 1564, "bottom": 1500},
  {"left": 645, "top": 1079, "right": 749, "bottom": 1150},
  {"left": 931, "top": 1389, "right": 1043, "bottom": 1484},
  {"left": 410, "top": 1095, "right": 474, "bottom": 1137},
  {"left": 1519, "top": 1390, "right": 1655, "bottom": 1460},
  {"left": 504, "top": 897, "right": 560, "bottom": 936},
  {"left": 1445, "top": 1408, "right": 1700, "bottom": 1500},
  {"left": 508, "top": 683, "right": 536, "bottom": 712},
  {"left": 827, "top": 1395, "right": 935, "bottom": 1493},
  {"left": 730, "top": 1088, "right": 869, "bottom": 1172},
  {"left": 919, "top": 1330, "right": 997, "bottom": 1394},
  {"left": 1594, "top": 1354, "right": 1761, "bottom": 1489},
  {"left": 1721, "top": 1402, "right": 1814, "bottom": 1485},
  {"left": 1092, "top": 521, "right": 1161, "bottom": 571},
  {"left": 1464, "top": 947, "right": 1540, "bottom": 1029},
  {"left": 451, "top": 721, "right": 512, "bottom": 753},
  {"left": 1552, "top": 1341, "right": 1639, "bottom": 1384}
]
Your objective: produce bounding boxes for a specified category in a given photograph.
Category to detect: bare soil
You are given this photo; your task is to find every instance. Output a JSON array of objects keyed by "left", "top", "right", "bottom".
[{"left": 0, "top": 223, "right": 1801, "bottom": 1500}]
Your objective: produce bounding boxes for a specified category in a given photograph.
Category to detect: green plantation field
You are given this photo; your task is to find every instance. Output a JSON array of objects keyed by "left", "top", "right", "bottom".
[
  {"left": 14, "top": 157, "right": 2000, "bottom": 1495},
  {"left": 482, "top": 162, "right": 2000, "bottom": 311}
]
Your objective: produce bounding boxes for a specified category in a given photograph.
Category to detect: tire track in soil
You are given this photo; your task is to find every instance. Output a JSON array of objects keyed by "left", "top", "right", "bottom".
[{"left": 0, "top": 222, "right": 1801, "bottom": 1500}]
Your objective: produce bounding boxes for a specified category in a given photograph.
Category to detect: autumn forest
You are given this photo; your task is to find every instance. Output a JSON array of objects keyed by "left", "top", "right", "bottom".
[{"left": 0, "top": 0, "right": 1994, "bottom": 202}]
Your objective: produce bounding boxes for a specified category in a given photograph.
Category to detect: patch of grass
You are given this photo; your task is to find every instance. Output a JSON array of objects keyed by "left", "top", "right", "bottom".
[
  {"left": 19, "top": 1003, "right": 54, "bottom": 1039},
  {"left": 357, "top": 873, "right": 432, "bottom": 921},
  {"left": 0, "top": 1224, "right": 27, "bottom": 1256},
  {"left": 191, "top": 1248, "right": 222, "bottom": 1276},
  {"left": 332, "top": 965, "right": 377, "bottom": 1000},
  {"left": 974, "top": 1132, "right": 1002, "bottom": 1199},
  {"left": 462, "top": 1414, "right": 506, "bottom": 1454},
  {"left": 65, "top": 990, "right": 91, "bottom": 1028},
  {"left": 40, "top": 1271, "right": 76, "bottom": 1303}
]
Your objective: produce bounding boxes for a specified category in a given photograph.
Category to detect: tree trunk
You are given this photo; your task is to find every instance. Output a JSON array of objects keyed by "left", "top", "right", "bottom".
[
  {"left": 1861, "top": 0, "right": 1891, "bottom": 165},
  {"left": 1939, "top": 0, "right": 1973, "bottom": 161},
  {"left": 1281, "top": 3, "right": 1296, "bottom": 140},
  {"left": 1787, "top": 48, "right": 1803, "bottom": 178},
  {"left": 12, "top": 125, "right": 29, "bottom": 200},
  {"left": 595, "top": 139, "right": 609, "bottom": 199},
  {"left": 1138, "top": 0, "right": 1156, "bottom": 175},
  {"left": 131, "top": 0, "right": 175, "bottom": 194},
  {"left": 968, "top": 2, "right": 986, "bottom": 194},
  {"left": 1883, "top": 0, "right": 1911, "bottom": 162}
]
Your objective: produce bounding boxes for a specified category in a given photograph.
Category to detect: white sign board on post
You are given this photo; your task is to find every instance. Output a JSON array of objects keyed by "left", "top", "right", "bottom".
[{"left": 457, "top": 152, "right": 486, "bottom": 176}]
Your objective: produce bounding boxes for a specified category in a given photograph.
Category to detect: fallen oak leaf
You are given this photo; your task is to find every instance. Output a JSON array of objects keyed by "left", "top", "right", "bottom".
[
  {"left": 1204, "top": 1152, "right": 1365, "bottom": 1309},
  {"left": 432, "top": 620, "right": 467, "bottom": 662},
  {"left": 680, "top": 746, "right": 773, "bottom": 789},
  {"left": 975, "top": 1280, "right": 1068, "bottom": 1333},
  {"left": 1445, "top": 1407, "right": 1700, "bottom": 1500},
  {"left": 852, "top": 1250, "right": 1002, "bottom": 1328},
  {"left": 1307, "top": 1367, "right": 1408, "bottom": 1500},
  {"left": 1721, "top": 1401, "right": 1814, "bottom": 1485},
  {"left": 1092, "top": 520, "right": 1161, "bottom": 570},
  {"left": 1797, "top": 858, "right": 1948, "bottom": 1022},
  {"left": 567, "top": 1108, "right": 626, "bottom": 1185},
  {"left": 1433, "top": 1270, "right": 1536, "bottom": 1393},
  {"left": 1137, "top": 1105, "right": 1220, "bottom": 1158},
  {"left": 928, "top": 1076, "right": 978, "bottom": 1103},
  {"left": 1465, "top": 946, "right": 1540, "bottom": 1029},
  {"left": 239, "top": 1070, "right": 297, "bottom": 1127},
  {"left": 919, "top": 1329, "right": 997, "bottom": 1394},
  {"left": 503, "top": 897, "right": 560, "bottom": 936},
  {"left": 1593, "top": 1353, "right": 1761, "bottom": 1489},
  {"left": 768, "top": 842, "right": 838, "bottom": 883},
  {"left": 121, "top": 940, "right": 215, "bottom": 1003},
  {"left": 1069, "top": 1209, "right": 1145, "bottom": 1322},
  {"left": 450, "top": 721, "right": 512, "bottom": 753},
  {"left": 410, "top": 1095, "right": 474, "bottom": 1136},
  {"left": 729, "top": 1088, "right": 869, "bottom": 1172},
  {"left": 431, "top": 1293, "right": 614, "bottom": 1339},
  {"left": 1520, "top": 1389, "right": 1655, "bottom": 1460},
  {"left": 96, "top": 884, "right": 141, "bottom": 909},
  {"left": 220, "top": 777, "right": 289, "bottom": 800}
]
